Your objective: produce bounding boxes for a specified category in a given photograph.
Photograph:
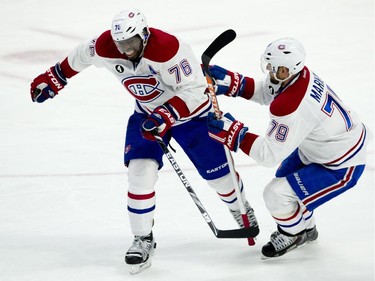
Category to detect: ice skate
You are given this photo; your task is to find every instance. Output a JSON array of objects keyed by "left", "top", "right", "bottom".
[
  {"left": 306, "top": 226, "right": 318, "bottom": 243},
  {"left": 230, "top": 201, "right": 259, "bottom": 231},
  {"left": 261, "top": 230, "right": 307, "bottom": 259},
  {"left": 125, "top": 232, "right": 156, "bottom": 274}
]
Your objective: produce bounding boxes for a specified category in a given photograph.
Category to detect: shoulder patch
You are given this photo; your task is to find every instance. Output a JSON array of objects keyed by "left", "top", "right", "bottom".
[
  {"left": 143, "top": 28, "right": 179, "bottom": 62},
  {"left": 270, "top": 67, "right": 310, "bottom": 116},
  {"left": 96, "top": 30, "right": 127, "bottom": 59}
]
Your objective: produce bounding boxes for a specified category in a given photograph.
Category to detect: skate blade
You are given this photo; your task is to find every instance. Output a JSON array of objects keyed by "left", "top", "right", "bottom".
[
  {"left": 261, "top": 241, "right": 311, "bottom": 260},
  {"left": 261, "top": 254, "right": 272, "bottom": 260},
  {"left": 128, "top": 242, "right": 156, "bottom": 275},
  {"left": 306, "top": 239, "right": 318, "bottom": 245},
  {"left": 260, "top": 252, "right": 287, "bottom": 260},
  {"left": 129, "top": 259, "right": 152, "bottom": 275}
]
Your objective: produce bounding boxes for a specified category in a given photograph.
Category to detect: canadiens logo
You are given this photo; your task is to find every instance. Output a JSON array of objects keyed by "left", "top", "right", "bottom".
[{"left": 123, "top": 75, "right": 164, "bottom": 102}]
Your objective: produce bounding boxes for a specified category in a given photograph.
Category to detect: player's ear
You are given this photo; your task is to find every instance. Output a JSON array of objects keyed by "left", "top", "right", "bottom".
[{"left": 276, "top": 66, "right": 289, "bottom": 80}]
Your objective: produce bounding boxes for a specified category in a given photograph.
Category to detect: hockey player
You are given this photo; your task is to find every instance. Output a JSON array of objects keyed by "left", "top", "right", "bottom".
[
  {"left": 207, "top": 37, "right": 370, "bottom": 258},
  {"left": 29, "top": 9, "right": 258, "bottom": 273}
]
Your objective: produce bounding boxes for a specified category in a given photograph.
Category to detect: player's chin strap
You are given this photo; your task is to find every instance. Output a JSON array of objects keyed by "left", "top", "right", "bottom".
[
  {"left": 202, "top": 29, "right": 255, "bottom": 246},
  {"left": 151, "top": 129, "right": 259, "bottom": 239}
]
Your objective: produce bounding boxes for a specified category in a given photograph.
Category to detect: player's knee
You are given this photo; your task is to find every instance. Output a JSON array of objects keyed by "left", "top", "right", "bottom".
[
  {"left": 263, "top": 177, "right": 293, "bottom": 213},
  {"left": 206, "top": 173, "right": 233, "bottom": 193},
  {"left": 128, "top": 159, "right": 159, "bottom": 190}
]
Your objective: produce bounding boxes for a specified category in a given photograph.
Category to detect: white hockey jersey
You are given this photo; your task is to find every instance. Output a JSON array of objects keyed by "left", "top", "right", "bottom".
[
  {"left": 59, "top": 28, "right": 210, "bottom": 124},
  {"left": 239, "top": 67, "right": 369, "bottom": 169}
]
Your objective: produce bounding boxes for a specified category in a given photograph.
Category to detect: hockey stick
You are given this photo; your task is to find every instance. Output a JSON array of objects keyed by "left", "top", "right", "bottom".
[
  {"left": 153, "top": 132, "right": 259, "bottom": 239},
  {"left": 202, "top": 29, "right": 256, "bottom": 245}
]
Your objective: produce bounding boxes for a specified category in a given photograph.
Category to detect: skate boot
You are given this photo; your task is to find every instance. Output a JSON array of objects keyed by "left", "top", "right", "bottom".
[
  {"left": 230, "top": 201, "right": 259, "bottom": 231},
  {"left": 125, "top": 232, "right": 156, "bottom": 274},
  {"left": 261, "top": 229, "right": 307, "bottom": 259},
  {"left": 306, "top": 225, "right": 318, "bottom": 242}
]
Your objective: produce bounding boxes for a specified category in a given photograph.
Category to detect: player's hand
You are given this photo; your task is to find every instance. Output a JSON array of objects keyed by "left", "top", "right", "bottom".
[
  {"left": 141, "top": 106, "right": 176, "bottom": 140},
  {"left": 209, "top": 65, "right": 245, "bottom": 97},
  {"left": 207, "top": 112, "right": 248, "bottom": 152},
  {"left": 30, "top": 63, "right": 67, "bottom": 103}
]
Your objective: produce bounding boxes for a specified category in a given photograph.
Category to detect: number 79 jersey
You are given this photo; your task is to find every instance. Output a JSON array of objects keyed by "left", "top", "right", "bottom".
[{"left": 242, "top": 67, "right": 369, "bottom": 169}]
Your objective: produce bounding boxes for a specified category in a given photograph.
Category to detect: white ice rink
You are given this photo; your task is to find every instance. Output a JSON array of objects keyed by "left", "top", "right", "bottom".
[{"left": 1, "top": 0, "right": 374, "bottom": 280}]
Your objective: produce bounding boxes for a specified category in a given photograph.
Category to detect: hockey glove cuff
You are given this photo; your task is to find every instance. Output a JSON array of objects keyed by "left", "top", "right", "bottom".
[
  {"left": 207, "top": 112, "right": 248, "bottom": 152},
  {"left": 142, "top": 105, "right": 176, "bottom": 141},
  {"left": 30, "top": 63, "right": 67, "bottom": 103},
  {"left": 209, "top": 65, "right": 246, "bottom": 97}
]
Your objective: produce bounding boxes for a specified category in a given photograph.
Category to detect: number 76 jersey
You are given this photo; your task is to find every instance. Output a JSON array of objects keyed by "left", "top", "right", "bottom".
[
  {"left": 63, "top": 27, "right": 209, "bottom": 124},
  {"left": 241, "top": 66, "right": 370, "bottom": 169}
]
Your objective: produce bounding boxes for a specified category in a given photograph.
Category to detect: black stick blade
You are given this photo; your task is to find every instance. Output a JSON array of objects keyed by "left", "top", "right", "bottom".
[
  {"left": 216, "top": 225, "right": 260, "bottom": 239},
  {"left": 201, "top": 29, "right": 237, "bottom": 74}
]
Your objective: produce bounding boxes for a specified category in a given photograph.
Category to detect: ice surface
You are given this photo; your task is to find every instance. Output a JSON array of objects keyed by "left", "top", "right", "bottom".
[{"left": 0, "top": 0, "right": 374, "bottom": 280}]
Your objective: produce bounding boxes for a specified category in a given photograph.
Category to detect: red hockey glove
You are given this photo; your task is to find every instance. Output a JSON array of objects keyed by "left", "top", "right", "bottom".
[
  {"left": 209, "top": 65, "right": 246, "bottom": 97},
  {"left": 30, "top": 63, "right": 67, "bottom": 103},
  {"left": 207, "top": 112, "right": 248, "bottom": 152},
  {"left": 142, "top": 105, "right": 176, "bottom": 141}
]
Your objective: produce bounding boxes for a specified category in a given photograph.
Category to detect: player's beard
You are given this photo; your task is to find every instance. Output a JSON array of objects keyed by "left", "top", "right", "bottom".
[
  {"left": 269, "top": 73, "right": 280, "bottom": 85},
  {"left": 126, "top": 45, "right": 144, "bottom": 60}
]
